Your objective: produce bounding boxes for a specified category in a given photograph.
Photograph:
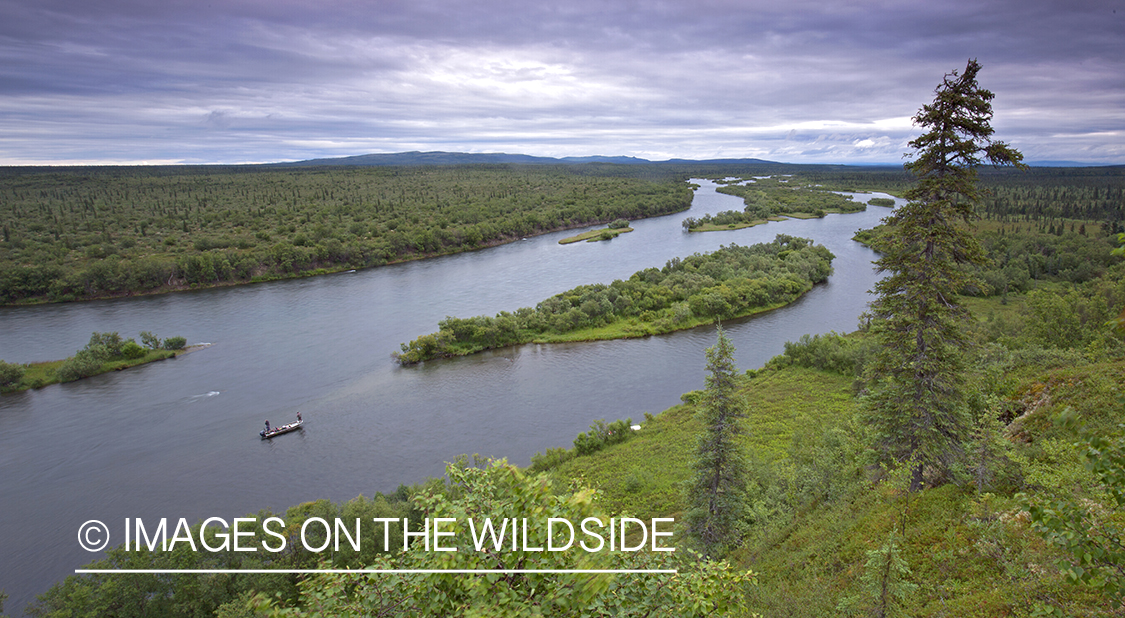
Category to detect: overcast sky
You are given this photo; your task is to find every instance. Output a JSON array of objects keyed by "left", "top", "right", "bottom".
[{"left": 1, "top": 0, "right": 1122, "bottom": 166}]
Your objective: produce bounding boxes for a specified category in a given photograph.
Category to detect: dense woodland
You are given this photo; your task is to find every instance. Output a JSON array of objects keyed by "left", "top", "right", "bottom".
[{"left": 0, "top": 165, "right": 692, "bottom": 303}]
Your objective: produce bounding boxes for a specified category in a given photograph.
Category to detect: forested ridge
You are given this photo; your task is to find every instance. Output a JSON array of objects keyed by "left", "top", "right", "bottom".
[{"left": 0, "top": 164, "right": 692, "bottom": 304}]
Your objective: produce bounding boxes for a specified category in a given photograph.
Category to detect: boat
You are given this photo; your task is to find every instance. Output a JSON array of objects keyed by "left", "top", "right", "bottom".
[{"left": 260, "top": 419, "right": 304, "bottom": 439}]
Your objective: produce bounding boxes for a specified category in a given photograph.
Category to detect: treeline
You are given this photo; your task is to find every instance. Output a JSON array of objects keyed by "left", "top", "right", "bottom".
[
  {"left": 395, "top": 235, "right": 834, "bottom": 364},
  {"left": 856, "top": 222, "right": 1121, "bottom": 297},
  {"left": 0, "top": 165, "right": 693, "bottom": 303}
]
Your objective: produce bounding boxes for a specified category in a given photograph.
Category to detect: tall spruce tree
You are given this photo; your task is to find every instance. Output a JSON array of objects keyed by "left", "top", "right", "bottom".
[
  {"left": 686, "top": 325, "right": 748, "bottom": 558},
  {"left": 863, "top": 59, "right": 1024, "bottom": 491}
]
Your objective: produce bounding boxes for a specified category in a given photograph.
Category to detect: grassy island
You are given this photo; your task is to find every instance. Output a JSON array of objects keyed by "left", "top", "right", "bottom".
[
  {"left": 0, "top": 331, "right": 195, "bottom": 393},
  {"left": 558, "top": 218, "right": 634, "bottom": 244},
  {"left": 394, "top": 234, "right": 834, "bottom": 364}
]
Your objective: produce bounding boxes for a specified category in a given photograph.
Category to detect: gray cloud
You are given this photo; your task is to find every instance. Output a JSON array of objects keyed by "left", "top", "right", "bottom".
[{"left": 0, "top": 0, "right": 1121, "bottom": 165}]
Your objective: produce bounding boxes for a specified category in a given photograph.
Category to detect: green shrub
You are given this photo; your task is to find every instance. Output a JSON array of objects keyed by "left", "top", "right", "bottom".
[
  {"left": 608, "top": 218, "right": 629, "bottom": 229},
  {"left": 573, "top": 418, "right": 633, "bottom": 455},
  {"left": 121, "top": 340, "right": 146, "bottom": 359},
  {"left": 162, "top": 336, "right": 187, "bottom": 350},
  {"left": 140, "top": 331, "right": 161, "bottom": 349},
  {"left": 55, "top": 351, "right": 104, "bottom": 382},
  {"left": 0, "top": 360, "right": 25, "bottom": 387}
]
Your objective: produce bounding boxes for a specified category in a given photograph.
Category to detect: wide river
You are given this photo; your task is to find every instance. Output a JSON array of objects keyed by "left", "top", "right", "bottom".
[{"left": 0, "top": 179, "right": 897, "bottom": 613}]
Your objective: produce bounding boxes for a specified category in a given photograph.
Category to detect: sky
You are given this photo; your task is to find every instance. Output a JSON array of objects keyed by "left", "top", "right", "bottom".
[{"left": 0, "top": 0, "right": 1122, "bottom": 166}]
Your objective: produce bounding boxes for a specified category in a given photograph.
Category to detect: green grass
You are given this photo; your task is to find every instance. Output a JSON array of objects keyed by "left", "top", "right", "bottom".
[
  {"left": 535, "top": 337, "right": 1125, "bottom": 616},
  {"left": 546, "top": 366, "right": 856, "bottom": 520}
]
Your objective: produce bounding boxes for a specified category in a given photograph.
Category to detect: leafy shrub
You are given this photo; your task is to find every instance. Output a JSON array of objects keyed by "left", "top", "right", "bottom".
[
  {"left": 608, "top": 218, "right": 629, "bottom": 229},
  {"left": 573, "top": 418, "right": 633, "bottom": 455},
  {"left": 162, "top": 336, "right": 187, "bottom": 350},
  {"left": 140, "top": 331, "right": 161, "bottom": 350},
  {"left": 86, "top": 332, "right": 124, "bottom": 358},
  {"left": 55, "top": 351, "right": 104, "bottom": 382},
  {"left": 121, "top": 340, "right": 146, "bottom": 359},
  {"left": 0, "top": 360, "right": 25, "bottom": 387},
  {"left": 528, "top": 447, "right": 575, "bottom": 472},
  {"left": 768, "top": 331, "right": 867, "bottom": 375}
]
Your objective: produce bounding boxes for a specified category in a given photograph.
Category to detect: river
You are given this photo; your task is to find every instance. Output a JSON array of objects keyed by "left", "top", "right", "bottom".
[{"left": 0, "top": 179, "right": 898, "bottom": 614}]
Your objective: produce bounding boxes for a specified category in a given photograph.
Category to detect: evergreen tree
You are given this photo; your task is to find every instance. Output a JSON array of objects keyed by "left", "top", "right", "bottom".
[
  {"left": 863, "top": 59, "right": 1024, "bottom": 491},
  {"left": 685, "top": 325, "right": 748, "bottom": 558}
]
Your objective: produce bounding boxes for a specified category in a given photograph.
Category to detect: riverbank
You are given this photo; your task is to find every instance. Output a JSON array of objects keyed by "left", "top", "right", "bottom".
[{"left": 1, "top": 343, "right": 208, "bottom": 394}]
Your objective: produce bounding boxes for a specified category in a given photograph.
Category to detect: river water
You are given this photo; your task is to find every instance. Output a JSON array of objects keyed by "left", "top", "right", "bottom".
[{"left": 0, "top": 179, "right": 898, "bottom": 613}]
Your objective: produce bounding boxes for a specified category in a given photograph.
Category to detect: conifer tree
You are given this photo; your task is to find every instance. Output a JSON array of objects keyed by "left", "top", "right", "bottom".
[
  {"left": 686, "top": 325, "right": 748, "bottom": 558},
  {"left": 863, "top": 59, "right": 1024, "bottom": 491}
]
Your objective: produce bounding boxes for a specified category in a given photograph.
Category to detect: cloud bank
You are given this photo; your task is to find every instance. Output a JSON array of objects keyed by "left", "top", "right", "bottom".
[{"left": 1, "top": 0, "right": 1122, "bottom": 165}]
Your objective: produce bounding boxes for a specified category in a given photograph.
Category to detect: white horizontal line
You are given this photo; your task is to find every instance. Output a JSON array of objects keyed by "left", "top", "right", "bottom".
[{"left": 75, "top": 568, "right": 678, "bottom": 574}]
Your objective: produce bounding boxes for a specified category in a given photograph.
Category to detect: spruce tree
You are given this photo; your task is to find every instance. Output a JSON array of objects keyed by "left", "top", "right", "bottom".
[
  {"left": 686, "top": 325, "right": 748, "bottom": 558},
  {"left": 863, "top": 59, "right": 1024, "bottom": 491}
]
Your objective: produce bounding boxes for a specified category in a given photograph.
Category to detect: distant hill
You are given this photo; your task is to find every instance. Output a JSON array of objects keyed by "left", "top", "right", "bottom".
[{"left": 274, "top": 151, "right": 780, "bottom": 167}]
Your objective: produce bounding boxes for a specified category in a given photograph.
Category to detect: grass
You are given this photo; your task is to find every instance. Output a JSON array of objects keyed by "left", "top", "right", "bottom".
[
  {"left": 546, "top": 365, "right": 856, "bottom": 521},
  {"left": 533, "top": 322, "right": 1125, "bottom": 616},
  {"left": 558, "top": 226, "right": 634, "bottom": 244}
]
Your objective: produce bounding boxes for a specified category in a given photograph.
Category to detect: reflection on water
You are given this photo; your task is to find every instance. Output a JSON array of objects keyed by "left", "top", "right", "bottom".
[{"left": 0, "top": 180, "right": 897, "bottom": 614}]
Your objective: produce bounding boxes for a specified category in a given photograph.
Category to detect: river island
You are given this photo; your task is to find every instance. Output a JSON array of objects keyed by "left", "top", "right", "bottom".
[{"left": 394, "top": 235, "right": 834, "bottom": 364}]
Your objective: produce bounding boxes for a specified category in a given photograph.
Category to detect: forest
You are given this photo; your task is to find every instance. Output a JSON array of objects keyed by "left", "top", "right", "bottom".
[
  {"left": 393, "top": 235, "right": 835, "bottom": 364},
  {"left": 0, "top": 165, "right": 693, "bottom": 303}
]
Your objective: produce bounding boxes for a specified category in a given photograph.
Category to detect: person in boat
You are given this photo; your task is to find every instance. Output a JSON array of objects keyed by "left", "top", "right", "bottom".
[
  {"left": 297, "top": 411, "right": 302, "bottom": 422},
  {"left": 264, "top": 420, "right": 271, "bottom": 433}
]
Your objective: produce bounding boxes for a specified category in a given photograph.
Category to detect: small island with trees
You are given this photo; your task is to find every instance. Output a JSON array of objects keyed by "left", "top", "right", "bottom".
[
  {"left": 0, "top": 331, "right": 193, "bottom": 394},
  {"left": 394, "top": 234, "right": 834, "bottom": 364},
  {"left": 558, "top": 218, "right": 633, "bottom": 244}
]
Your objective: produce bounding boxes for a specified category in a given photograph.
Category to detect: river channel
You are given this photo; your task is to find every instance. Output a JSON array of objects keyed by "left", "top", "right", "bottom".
[{"left": 0, "top": 179, "right": 898, "bottom": 613}]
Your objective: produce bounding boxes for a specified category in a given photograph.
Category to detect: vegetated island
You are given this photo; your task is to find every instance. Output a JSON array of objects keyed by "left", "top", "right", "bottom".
[
  {"left": 681, "top": 175, "right": 869, "bottom": 232},
  {"left": 558, "top": 218, "right": 634, "bottom": 244},
  {"left": 0, "top": 331, "right": 197, "bottom": 394},
  {"left": 394, "top": 234, "right": 834, "bottom": 364}
]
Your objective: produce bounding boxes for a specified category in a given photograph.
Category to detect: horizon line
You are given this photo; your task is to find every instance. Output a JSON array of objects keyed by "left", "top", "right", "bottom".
[{"left": 75, "top": 568, "right": 679, "bottom": 575}]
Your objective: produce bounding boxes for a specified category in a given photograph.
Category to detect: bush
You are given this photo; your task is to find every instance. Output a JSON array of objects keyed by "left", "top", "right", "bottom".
[
  {"left": 608, "top": 218, "right": 630, "bottom": 229},
  {"left": 162, "top": 336, "right": 187, "bottom": 350},
  {"left": 768, "top": 331, "right": 868, "bottom": 375},
  {"left": 55, "top": 351, "right": 104, "bottom": 382},
  {"left": 573, "top": 418, "right": 633, "bottom": 455},
  {"left": 121, "top": 340, "right": 146, "bottom": 359},
  {"left": 86, "top": 332, "right": 124, "bottom": 358},
  {"left": 0, "top": 360, "right": 25, "bottom": 387},
  {"left": 140, "top": 331, "right": 161, "bottom": 350}
]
